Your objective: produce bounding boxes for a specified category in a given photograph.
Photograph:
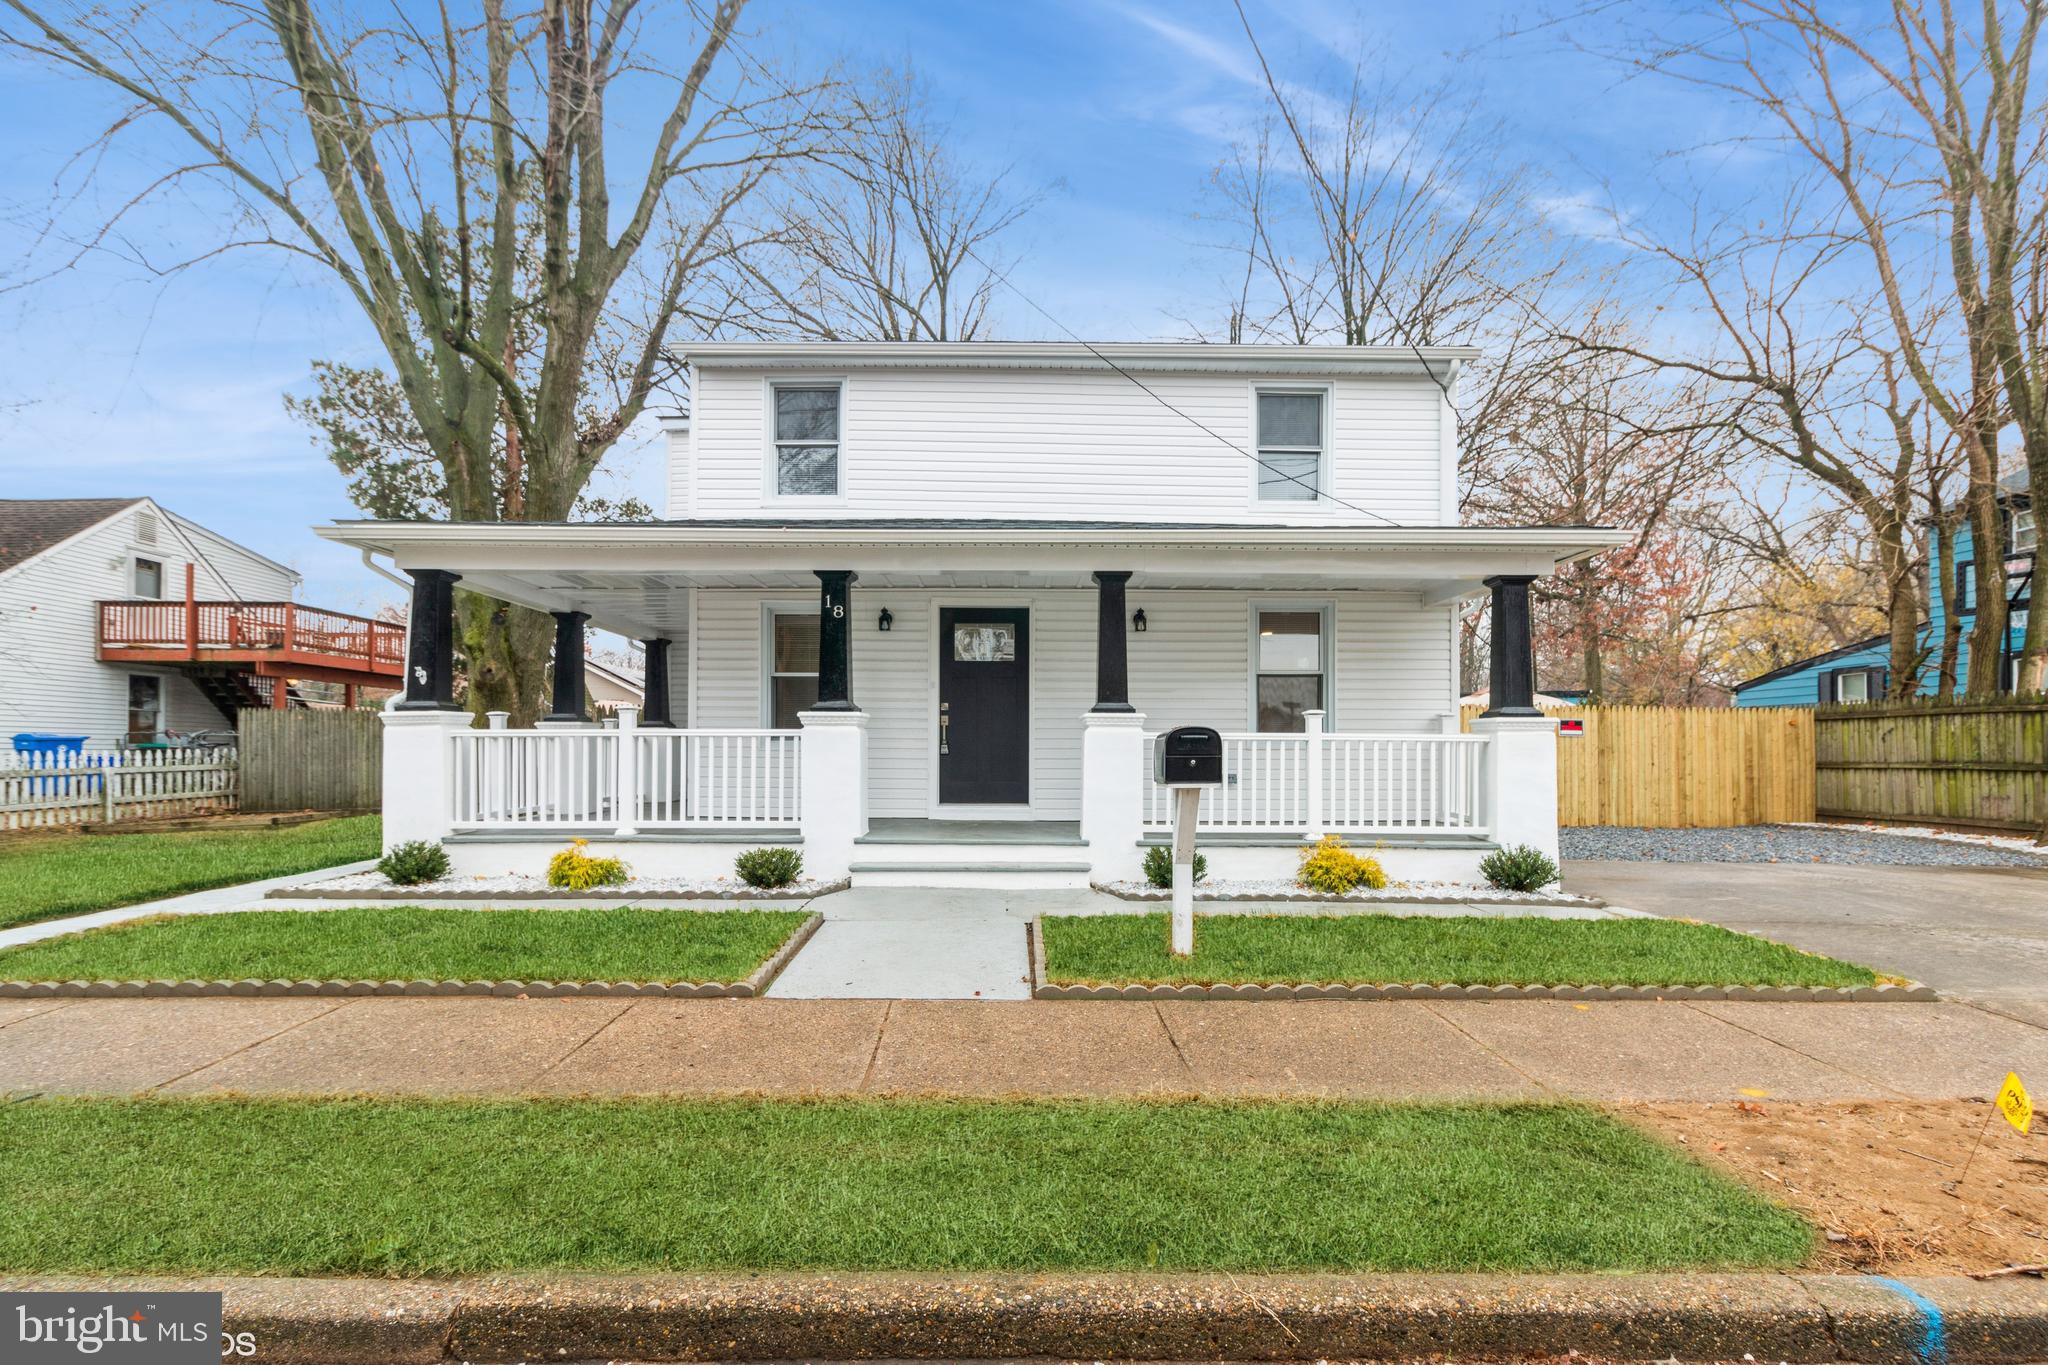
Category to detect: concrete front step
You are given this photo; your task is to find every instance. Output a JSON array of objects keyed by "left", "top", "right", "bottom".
[{"left": 849, "top": 856, "right": 1094, "bottom": 889}]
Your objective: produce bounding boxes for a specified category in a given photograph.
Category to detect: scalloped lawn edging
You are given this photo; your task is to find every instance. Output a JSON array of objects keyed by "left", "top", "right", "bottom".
[
  {"left": 1094, "top": 881, "right": 1606, "bottom": 908},
  {"left": 1028, "top": 916, "right": 1936, "bottom": 1002},
  {"left": 0, "top": 908, "right": 822, "bottom": 1000},
  {"left": 273, "top": 876, "right": 848, "bottom": 902}
]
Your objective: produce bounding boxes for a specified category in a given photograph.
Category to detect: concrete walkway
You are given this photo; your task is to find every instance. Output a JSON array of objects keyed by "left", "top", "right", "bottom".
[
  {"left": 4, "top": 995, "right": 2045, "bottom": 1101},
  {"left": 765, "top": 888, "right": 1040, "bottom": 999},
  {"left": 1568, "top": 859, "right": 2048, "bottom": 1025}
]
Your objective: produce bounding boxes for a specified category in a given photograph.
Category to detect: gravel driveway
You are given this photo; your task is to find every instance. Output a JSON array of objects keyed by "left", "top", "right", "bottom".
[{"left": 1560, "top": 824, "right": 2048, "bottom": 867}]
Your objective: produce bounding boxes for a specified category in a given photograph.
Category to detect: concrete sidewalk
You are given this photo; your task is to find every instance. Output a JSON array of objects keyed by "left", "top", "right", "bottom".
[{"left": 3, "top": 995, "right": 2044, "bottom": 1101}]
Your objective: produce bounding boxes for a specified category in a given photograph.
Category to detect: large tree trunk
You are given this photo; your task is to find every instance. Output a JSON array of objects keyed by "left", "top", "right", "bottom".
[
  {"left": 457, "top": 596, "right": 555, "bottom": 727},
  {"left": 1963, "top": 433, "right": 2010, "bottom": 696},
  {"left": 1873, "top": 513, "right": 1921, "bottom": 698},
  {"left": 1935, "top": 508, "right": 1964, "bottom": 698}
]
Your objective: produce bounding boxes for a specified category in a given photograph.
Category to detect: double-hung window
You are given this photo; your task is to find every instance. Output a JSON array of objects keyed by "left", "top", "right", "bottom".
[
  {"left": 132, "top": 557, "right": 163, "bottom": 599},
  {"left": 1255, "top": 389, "right": 1323, "bottom": 502},
  {"left": 2012, "top": 507, "right": 2037, "bottom": 557},
  {"left": 767, "top": 610, "right": 821, "bottom": 728},
  {"left": 772, "top": 383, "right": 841, "bottom": 497},
  {"left": 1254, "top": 608, "right": 1327, "bottom": 732},
  {"left": 1955, "top": 560, "right": 1977, "bottom": 615}
]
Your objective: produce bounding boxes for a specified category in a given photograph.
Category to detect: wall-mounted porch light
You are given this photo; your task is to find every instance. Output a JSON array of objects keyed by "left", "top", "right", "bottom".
[
  {"left": 878, "top": 607, "right": 893, "bottom": 632},
  {"left": 1133, "top": 608, "right": 1147, "bottom": 633}
]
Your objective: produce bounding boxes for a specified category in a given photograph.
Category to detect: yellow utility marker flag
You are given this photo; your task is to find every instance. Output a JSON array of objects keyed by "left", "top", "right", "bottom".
[{"left": 1996, "top": 1072, "right": 2033, "bottom": 1135}]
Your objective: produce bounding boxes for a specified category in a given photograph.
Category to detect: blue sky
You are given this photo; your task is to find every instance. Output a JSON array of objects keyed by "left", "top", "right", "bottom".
[{"left": 0, "top": 0, "right": 1744, "bottom": 614}]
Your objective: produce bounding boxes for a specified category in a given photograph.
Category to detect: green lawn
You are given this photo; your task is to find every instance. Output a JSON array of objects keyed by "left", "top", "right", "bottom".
[
  {"left": 1042, "top": 913, "right": 1879, "bottom": 989},
  {"left": 0, "top": 906, "right": 812, "bottom": 983},
  {"left": 0, "top": 1097, "right": 1810, "bottom": 1275},
  {"left": 0, "top": 816, "right": 381, "bottom": 930}
]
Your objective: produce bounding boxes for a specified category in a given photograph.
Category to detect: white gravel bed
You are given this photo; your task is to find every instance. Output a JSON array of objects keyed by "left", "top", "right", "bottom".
[
  {"left": 298, "top": 871, "right": 838, "bottom": 899},
  {"left": 1096, "top": 877, "right": 1593, "bottom": 905},
  {"left": 1561, "top": 824, "right": 2048, "bottom": 867}
]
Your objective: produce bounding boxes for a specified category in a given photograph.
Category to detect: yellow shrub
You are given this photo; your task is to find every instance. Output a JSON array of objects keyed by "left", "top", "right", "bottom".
[
  {"left": 1295, "top": 834, "right": 1387, "bottom": 893},
  {"left": 547, "top": 838, "right": 629, "bottom": 890}
]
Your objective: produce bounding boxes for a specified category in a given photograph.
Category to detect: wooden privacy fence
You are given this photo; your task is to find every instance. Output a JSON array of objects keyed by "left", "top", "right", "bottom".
[
  {"left": 1815, "top": 696, "right": 2048, "bottom": 834},
  {"left": 238, "top": 708, "right": 382, "bottom": 813},
  {"left": 0, "top": 748, "right": 238, "bottom": 831},
  {"left": 1461, "top": 704, "right": 1816, "bottom": 828}
]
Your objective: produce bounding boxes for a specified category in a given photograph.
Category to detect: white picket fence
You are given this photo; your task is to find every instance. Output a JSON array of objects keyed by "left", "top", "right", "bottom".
[
  {"left": 449, "top": 717, "right": 801, "bottom": 830},
  {"left": 1141, "top": 717, "right": 1489, "bottom": 836},
  {"left": 0, "top": 748, "right": 240, "bottom": 831}
]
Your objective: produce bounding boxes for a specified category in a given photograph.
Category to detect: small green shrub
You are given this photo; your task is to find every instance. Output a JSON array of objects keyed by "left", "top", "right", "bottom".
[
  {"left": 377, "top": 840, "right": 449, "bottom": 886},
  {"left": 1296, "top": 834, "right": 1387, "bottom": 893},
  {"left": 1141, "top": 844, "right": 1208, "bottom": 888},
  {"left": 1479, "top": 843, "right": 1560, "bottom": 892},
  {"left": 547, "top": 839, "right": 629, "bottom": 890},
  {"left": 735, "top": 846, "right": 805, "bottom": 889}
]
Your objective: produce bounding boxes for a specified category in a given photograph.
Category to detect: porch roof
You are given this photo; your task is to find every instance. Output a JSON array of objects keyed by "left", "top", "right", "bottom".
[{"left": 316, "top": 518, "right": 1630, "bottom": 640}]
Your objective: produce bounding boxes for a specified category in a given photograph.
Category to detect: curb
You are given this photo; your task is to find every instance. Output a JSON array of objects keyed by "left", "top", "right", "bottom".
[
  {"left": 1092, "top": 880, "right": 1609, "bottom": 908},
  {"left": 0, "top": 1270, "right": 2037, "bottom": 1362},
  {"left": 267, "top": 877, "right": 850, "bottom": 902},
  {"left": 1026, "top": 919, "right": 1940, "bottom": 1002},
  {"left": 0, "top": 912, "right": 823, "bottom": 1002}
]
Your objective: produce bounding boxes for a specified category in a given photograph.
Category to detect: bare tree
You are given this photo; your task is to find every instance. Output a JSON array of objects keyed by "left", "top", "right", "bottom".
[
  {"left": 1, "top": 0, "right": 843, "bottom": 720},
  {"left": 705, "top": 69, "right": 1038, "bottom": 341},
  {"left": 1611, "top": 0, "right": 2047, "bottom": 695}
]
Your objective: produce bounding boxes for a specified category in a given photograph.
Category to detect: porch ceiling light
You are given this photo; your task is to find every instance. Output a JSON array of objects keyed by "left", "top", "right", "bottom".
[
  {"left": 878, "top": 607, "right": 893, "bottom": 632},
  {"left": 1133, "top": 608, "right": 1147, "bottom": 632}
]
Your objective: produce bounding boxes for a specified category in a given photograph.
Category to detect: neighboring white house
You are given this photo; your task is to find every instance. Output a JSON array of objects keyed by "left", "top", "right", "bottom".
[
  {"left": 0, "top": 497, "right": 403, "bottom": 750},
  {"left": 322, "top": 342, "right": 1628, "bottom": 887}
]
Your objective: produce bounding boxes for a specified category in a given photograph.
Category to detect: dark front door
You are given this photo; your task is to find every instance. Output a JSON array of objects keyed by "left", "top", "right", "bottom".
[{"left": 938, "top": 607, "right": 1029, "bottom": 805}]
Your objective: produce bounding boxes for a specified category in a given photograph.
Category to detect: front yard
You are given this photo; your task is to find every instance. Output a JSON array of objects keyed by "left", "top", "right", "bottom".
[
  {"left": 1040, "top": 913, "right": 1881, "bottom": 989},
  {"left": 0, "top": 906, "right": 813, "bottom": 984},
  {"left": 0, "top": 1096, "right": 1810, "bottom": 1275},
  {"left": 0, "top": 815, "right": 381, "bottom": 929}
]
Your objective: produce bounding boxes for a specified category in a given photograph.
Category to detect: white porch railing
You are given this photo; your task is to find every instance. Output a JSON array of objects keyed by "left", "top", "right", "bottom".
[
  {"left": 1141, "top": 716, "right": 1489, "bottom": 836},
  {"left": 449, "top": 712, "right": 800, "bottom": 830}
]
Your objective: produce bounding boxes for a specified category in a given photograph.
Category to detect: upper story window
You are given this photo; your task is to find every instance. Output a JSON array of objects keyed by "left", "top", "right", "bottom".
[
  {"left": 132, "top": 557, "right": 163, "bottom": 599},
  {"left": 1255, "top": 389, "right": 1323, "bottom": 502},
  {"left": 2012, "top": 507, "right": 2037, "bottom": 557},
  {"left": 1956, "top": 559, "right": 1977, "bottom": 615},
  {"left": 772, "top": 383, "right": 841, "bottom": 497}
]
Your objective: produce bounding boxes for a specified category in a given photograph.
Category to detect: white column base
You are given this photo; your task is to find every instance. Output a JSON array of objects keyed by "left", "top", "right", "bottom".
[
  {"left": 798, "top": 709, "right": 869, "bottom": 880},
  {"left": 378, "top": 710, "right": 472, "bottom": 853},
  {"left": 1469, "top": 713, "right": 1561, "bottom": 868},
  {"left": 1079, "top": 710, "right": 1148, "bottom": 884}
]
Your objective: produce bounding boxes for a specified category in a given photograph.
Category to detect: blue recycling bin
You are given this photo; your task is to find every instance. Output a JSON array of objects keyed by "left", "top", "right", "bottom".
[
  {"left": 11, "top": 733, "right": 88, "bottom": 757},
  {"left": 11, "top": 734, "right": 95, "bottom": 797}
]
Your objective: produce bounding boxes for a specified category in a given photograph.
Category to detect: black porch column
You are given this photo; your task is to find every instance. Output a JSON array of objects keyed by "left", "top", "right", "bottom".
[
  {"left": 639, "top": 638, "right": 674, "bottom": 726},
  {"left": 398, "top": 568, "right": 461, "bottom": 711},
  {"left": 1481, "top": 574, "right": 1540, "bottom": 717},
  {"left": 547, "top": 610, "right": 591, "bottom": 722},
  {"left": 1091, "top": 570, "right": 1134, "bottom": 712},
  {"left": 813, "top": 570, "right": 858, "bottom": 711}
]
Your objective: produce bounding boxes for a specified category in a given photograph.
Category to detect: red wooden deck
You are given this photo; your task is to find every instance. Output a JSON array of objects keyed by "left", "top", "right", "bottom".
[{"left": 97, "top": 599, "right": 405, "bottom": 689}]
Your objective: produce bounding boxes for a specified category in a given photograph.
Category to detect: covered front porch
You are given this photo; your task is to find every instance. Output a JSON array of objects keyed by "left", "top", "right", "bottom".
[{"left": 319, "top": 519, "right": 1625, "bottom": 887}]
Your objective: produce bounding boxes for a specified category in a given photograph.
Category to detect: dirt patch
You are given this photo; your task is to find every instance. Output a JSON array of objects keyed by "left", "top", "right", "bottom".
[{"left": 1625, "top": 1099, "right": 2048, "bottom": 1275}]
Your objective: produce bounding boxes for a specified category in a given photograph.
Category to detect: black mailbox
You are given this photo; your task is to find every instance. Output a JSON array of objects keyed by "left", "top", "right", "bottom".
[{"left": 1155, "top": 726, "right": 1224, "bottom": 786}]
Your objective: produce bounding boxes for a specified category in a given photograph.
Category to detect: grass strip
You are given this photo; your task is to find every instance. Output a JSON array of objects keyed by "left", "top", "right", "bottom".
[
  {"left": 0, "top": 906, "right": 811, "bottom": 983},
  {"left": 0, "top": 816, "right": 382, "bottom": 930},
  {"left": 1041, "top": 913, "right": 1878, "bottom": 988},
  {"left": 0, "top": 1097, "right": 1811, "bottom": 1275}
]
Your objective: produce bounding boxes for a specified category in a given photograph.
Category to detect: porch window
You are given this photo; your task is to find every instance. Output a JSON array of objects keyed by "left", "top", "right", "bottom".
[
  {"left": 1254, "top": 608, "right": 1326, "bottom": 731},
  {"left": 772, "top": 384, "right": 840, "bottom": 497},
  {"left": 767, "top": 610, "right": 820, "bottom": 728},
  {"left": 132, "top": 557, "right": 163, "bottom": 599},
  {"left": 1255, "top": 389, "right": 1323, "bottom": 501}
]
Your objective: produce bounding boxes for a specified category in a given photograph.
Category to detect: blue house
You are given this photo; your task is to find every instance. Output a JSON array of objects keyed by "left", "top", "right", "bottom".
[{"left": 1734, "top": 473, "right": 2034, "bottom": 706}]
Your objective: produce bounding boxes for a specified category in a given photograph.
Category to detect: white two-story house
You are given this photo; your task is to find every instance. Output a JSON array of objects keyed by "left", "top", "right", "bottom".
[{"left": 322, "top": 343, "right": 1625, "bottom": 888}]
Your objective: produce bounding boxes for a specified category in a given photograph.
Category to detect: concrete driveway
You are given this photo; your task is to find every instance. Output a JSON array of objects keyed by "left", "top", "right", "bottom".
[{"left": 1567, "top": 859, "right": 2048, "bottom": 1024}]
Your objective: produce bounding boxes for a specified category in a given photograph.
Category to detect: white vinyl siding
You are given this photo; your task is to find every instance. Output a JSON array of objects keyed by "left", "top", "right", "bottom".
[
  {"left": 0, "top": 503, "right": 301, "bottom": 745},
  {"left": 682, "top": 366, "right": 1446, "bottom": 525},
  {"left": 687, "top": 586, "right": 1455, "bottom": 818}
]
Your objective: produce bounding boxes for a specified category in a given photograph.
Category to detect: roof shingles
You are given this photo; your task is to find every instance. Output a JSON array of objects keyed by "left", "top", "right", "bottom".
[{"left": 0, "top": 498, "right": 144, "bottom": 576}]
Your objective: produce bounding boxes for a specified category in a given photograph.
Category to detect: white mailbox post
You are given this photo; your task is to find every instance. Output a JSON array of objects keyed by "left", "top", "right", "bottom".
[{"left": 1153, "top": 726, "right": 1224, "bottom": 958}]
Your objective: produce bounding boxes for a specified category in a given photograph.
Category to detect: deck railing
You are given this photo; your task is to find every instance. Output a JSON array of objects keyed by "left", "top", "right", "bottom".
[
  {"left": 98, "top": 600, "right": 405, "bottom": 670},
  {"left": 448, "top": 713, "right": 800, "bottom": 831},
  {"left": 1141, "top": 715, "right": 1489, "bottom": 836}
]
